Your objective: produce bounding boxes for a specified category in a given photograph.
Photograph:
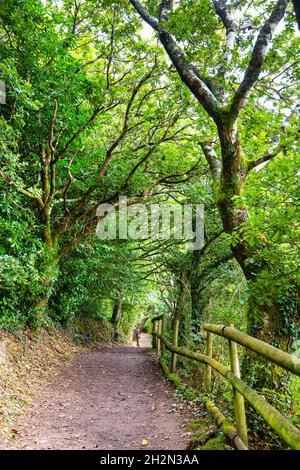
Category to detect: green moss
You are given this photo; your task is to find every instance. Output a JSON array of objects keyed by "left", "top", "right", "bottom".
[
  {"left": 222, "top": 418, "right": 236, "bottom": 434},
  {"left": 186, "top": 418, "right": 218, "bottom": 450},
  {"left": 186, "top": 417, "right": 211, "bottom": 432},
  {"left": 201, "top": 435, "right": 225, "bottom": 450},
  {"left": 194, "top": 430, "right": 210, "bottom": 441},
  {"left": 168, "top": 372, "right": 180, "bottom": 384}
]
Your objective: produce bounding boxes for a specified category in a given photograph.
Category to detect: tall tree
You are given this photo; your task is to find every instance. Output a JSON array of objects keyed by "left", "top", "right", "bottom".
[
  {"left": 129, "top": 0, "right": 299, "bottom": 362},
  {"left": 0, "top": 0, "right": 199, "bottom": 318}
]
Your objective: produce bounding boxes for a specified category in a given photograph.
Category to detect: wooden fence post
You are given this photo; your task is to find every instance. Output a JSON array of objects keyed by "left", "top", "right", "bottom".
[
  {"left": 157, "top": 319, "right": 161, "bottom": 357},
  {"left": 149, "top": 322, "right": 300, "bottom": 449},
  {"left": 205, "top": 332, "right": 212, "bottom": 392},
  {"left": 152, "top": 320, "right": 157, "bottom": 349},
  {"left": 161, "top": 315, "right": 166, "bottom": 358},
  {"left": 228, "top": 324, "right": 248, "bottom": 446},
  {"left": 171, "top": 317, "right": 179, "bottom": 373}
]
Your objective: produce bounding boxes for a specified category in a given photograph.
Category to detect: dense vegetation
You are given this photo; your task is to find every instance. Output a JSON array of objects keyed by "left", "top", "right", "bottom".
[{"left": 0, "top": 0, "right": 299, "bottom": 448}]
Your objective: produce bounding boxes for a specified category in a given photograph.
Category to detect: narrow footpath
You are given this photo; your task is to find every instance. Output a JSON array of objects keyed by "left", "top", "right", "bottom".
[{"left": 0, "top": 336, "right": 199, "bottom": 450}]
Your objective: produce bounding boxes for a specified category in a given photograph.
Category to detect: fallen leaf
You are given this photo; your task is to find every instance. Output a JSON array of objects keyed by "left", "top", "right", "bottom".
[{"left": 141, "top": 439, "right": 148, "bottom": 446}]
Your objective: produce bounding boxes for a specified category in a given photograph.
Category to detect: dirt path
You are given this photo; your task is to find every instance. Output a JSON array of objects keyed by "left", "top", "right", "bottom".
[{"left": 0, "top": 337, "right": 199, "bottom": 450}]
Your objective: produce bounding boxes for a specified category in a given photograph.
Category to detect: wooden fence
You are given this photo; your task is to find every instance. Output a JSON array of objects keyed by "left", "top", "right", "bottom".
[{"left": 151, "top": 315, "right": 300, "bottom": 450}]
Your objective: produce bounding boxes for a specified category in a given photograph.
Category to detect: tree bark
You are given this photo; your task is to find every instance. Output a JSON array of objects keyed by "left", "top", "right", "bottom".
[
  {"left": 111, "top": 296, "right": 123, "bottom": 331},
  {"left": 173, "top": 272, "right": 192, "bottom": 347},
  {"left": 216, "top": 121, "right": 252, "bottom": 277}
]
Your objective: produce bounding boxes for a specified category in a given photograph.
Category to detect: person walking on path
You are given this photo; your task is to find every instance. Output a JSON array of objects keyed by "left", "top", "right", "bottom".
[{"left": 133, "top": 327, "right": 141, "bottom": 347}]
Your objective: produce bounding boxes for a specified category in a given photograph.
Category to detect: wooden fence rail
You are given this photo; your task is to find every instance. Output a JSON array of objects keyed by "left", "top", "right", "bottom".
[
  {"left": 151, "top": 316, "right": 300, "bottom": 450},
  {"left": 204, "top": 323, "right": 300, "bottom": 376}
]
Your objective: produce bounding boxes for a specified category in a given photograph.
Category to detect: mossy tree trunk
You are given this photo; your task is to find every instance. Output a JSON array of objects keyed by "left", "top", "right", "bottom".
[
  {"left": 174, "top": 271, "right": 192, "bottom": 347},
  {"left": 31, "top": 145, "right": 59, "bottom": 324},
  {"left": 111, "top": 295, "right": 123, "bottom": 333}
]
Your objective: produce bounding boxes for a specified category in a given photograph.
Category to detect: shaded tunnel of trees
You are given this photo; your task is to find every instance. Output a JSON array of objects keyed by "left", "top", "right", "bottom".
[{"left": 0, "top": 0, "right": 299, "bottom": 450}]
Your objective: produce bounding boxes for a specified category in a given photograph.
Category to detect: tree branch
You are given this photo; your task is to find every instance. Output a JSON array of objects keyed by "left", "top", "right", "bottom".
[
  {"left": 75, "top": 66, "right": 157, "bottom": 204},
  {"left": 75, "top": 53, "right": 104, "bottom": 73},
  {"left": 230, "top": 0, "right": 289, "bottom": 119},
  {"left": 129, "top": 0, "right": 222, "bottom": 120},
  {"left": 200, "top": 142, "right": 221, "bottom": 181},
  {"left": 0, "top": 170, "right": 44, "bottom": 207},
  {"left": 192, "top": 229, "right": 224, "bottom": 269},
  {"left": 49, "top": 98, "right": 58, "bottom": 156},
  {"left": 62, "top": 149, "right": 83, "bottom": 215},
  {"left": 129, "top": 0, "right": 159, "bottom": 29},
  {"left": 52, "top": 101, "right": 120, "bottom": 163},
  {"left": 247, "top": 145, "right": 285, "bottom": 172},
  {"left": 159, "top": 0, "right": 174, "bottom": 22},
  {"left": 106, "top": 6, "right": 117, "bottom": 89},
  {"left": 213, "top": 0, "right": 237, "bottom": 80}
]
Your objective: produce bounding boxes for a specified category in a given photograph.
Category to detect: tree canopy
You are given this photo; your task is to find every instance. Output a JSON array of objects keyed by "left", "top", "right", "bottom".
[{"left": 0, "top": 0, "right": 299, "bottom": 400}]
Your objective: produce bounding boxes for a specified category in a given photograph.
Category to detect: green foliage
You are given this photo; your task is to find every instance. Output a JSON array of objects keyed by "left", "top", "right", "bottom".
[
  {"left": 0, "top": 2, "right": 299, "bottom": 450},
  {"left": 0, "top": 0, "right": 198, "bottom": 330},
  {"left": 235, "top": 152, "right": 300, "bottom": 340},
  {"left": 0, "top": 168, "right": 52, "bottom": 329},
  {"left": 50, "top": 238, "right": 140, "bottom": 322}
]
